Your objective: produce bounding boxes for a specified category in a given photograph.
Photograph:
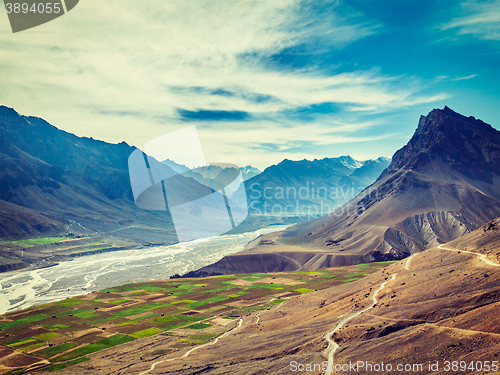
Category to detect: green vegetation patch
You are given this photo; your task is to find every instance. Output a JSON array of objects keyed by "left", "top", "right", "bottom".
[
  {"left": 271, "top": 298, "right": 288, "bottom": 304},
  {"left": 75, "top": 343, "right": 109, "bottom": 355},
  {"left": 229, "top": 292, "right": 249, "bottom": 298},
  {"left": 88, "top": 317, "right": 116, "bottom": 324},
  {"left": 53, "top": 335, "right": 134, "bottom": 361},
  {"left": 70, "top": 309, "right": 95, "bottom": 319},
  {"left": 117, "top": 321, "right": 138, "bottom": 326},
  {"left": 342, "top": 277, "right": 362, "bottom": 282},
  {"left": 344, "top": 273, "right": 367, "bottom": 277},
  {"left": 171, "top": 300, "right": 197, "bottom": 304},
  {"left": 124, "top": 285, "right": 166, "bottom": 292},
  {"left": 44, "top": 356, "right": 90, "bottom": 372},
  {"left": 294, "top": 288, "right": 314, "bottom": 294},
  {"left": 111, "top": 299, "right": 129, "bottom": 304},
  {"left": 190, "top": 323, "right": 211, "bottom": 329},
  {"left": 0, "top": 313, "right": 50, "bottom": 329},
  {"left": 175, "top": 314, "right": 204, "bottom": 322},
  {"left": 33, "top": 342, "right": 76, "bottom": 358},
  {"left": 5, "top": 338, "right": 37, "bottom": 347},
  {"left": 18, "top": 342, "right": 45, "bottom": 352},
  {"left": 175, "top": 284, "right": 200, "bottom": 290},
  {"left": 55, "top": 298, "right": 83, "bottom": 307},
  {"left": 98, "top": 335, "right": 135, "bottom": 346},
  {"left": 155, "top": 321, "right": 187, "bottom": 330},
  {"left": 186, "top": 295, "right": 231, "bottom": 309},
  {"left": 172, "top": 290, "right": 195, "bottom": 296},
  {"left": 137, "top": 313, "right": 158, "bottom": 320},
  {"left": 35, "top": 332, "right": 61, "bottom": 341},
  {"left": 130, "top": 328, "right": 162, "bottom": 338},
  {"left": 111, "top": 303, "right": 171, "bottom": 317},
  {"left": 46, "top": 324, "right": 70, "bottom": 330},
  {"left": 154, "top": 316, "right": 178, "bottom": 324},
  {"left": 8, "top": 237, "right": 68, "bottom": 246}
]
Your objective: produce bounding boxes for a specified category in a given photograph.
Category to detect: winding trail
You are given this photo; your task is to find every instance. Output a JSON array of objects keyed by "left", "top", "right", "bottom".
[
  {"left": 404, "top": 253, "right": 419, "bottom": 270},
  {"left": 322, "top": 245, "right": 499, "bottom": 374},
  {"left": 437, "top": 244, "right": 500, "bottom": 267},
  {"left": 323, "top": 273, "right": 397, "bottom": 375},
  {"left": 137, "top": 318, "right": 243, "bottom": 375}
]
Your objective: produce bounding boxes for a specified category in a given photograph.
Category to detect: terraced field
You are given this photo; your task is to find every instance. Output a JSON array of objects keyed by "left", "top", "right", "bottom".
[{"left": 0, "top": 261, "right": 395, "bottom": 373}]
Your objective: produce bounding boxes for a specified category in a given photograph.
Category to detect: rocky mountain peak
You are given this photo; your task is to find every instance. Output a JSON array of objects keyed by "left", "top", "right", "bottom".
[{"left": 382, "top": 107, "right": 500, "bottom": 182}]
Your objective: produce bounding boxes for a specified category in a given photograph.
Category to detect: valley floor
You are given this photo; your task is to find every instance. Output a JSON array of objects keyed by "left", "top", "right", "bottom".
[{"left": 60, "top": 243, "right": 500, "bottom": 374}]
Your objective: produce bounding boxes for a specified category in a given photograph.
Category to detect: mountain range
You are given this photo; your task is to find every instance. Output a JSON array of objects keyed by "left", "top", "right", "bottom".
[
  {"left": 0, "top": 105, "right": 390, "bottom": 245},
  {"left": 0, "top": 106, "right": 194, "bottom": 243},
  {"left": 161, "top": 160, "right": 261, "bottom": 182},
  {"left": 281, "top": 107, "right": 500, "bottom": 258},
  {"left": 183, "top": 107, "right": 500, "bottom": 276},
  {"left": 238, "top": 156, "right": 390, "bottom": 215}
]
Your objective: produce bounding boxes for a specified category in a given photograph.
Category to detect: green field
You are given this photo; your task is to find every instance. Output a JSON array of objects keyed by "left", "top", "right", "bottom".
[
  {"left": 4, "top": 236, "right": 68, "bottom": 246},
  {"left": 0, "top": 261, "right": 391, "bottom": 373}
]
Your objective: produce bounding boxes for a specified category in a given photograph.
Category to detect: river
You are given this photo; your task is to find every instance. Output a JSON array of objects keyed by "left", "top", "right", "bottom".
[{"left": 0, "top": 225, "right": 288, "bottom": 315}]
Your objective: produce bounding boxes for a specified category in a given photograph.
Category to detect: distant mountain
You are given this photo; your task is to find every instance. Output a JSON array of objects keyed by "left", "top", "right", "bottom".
[
  {"left": 161, "top": 159, "right": 191, "bottom": 173},
  {"left": 191, "top": 164, "right": 261, "bottom": 181},
  {"left": 161, "top": 161, "right": 260, "bottom": 194},
  {"left": 240, "top": 165, "right": 261, "bottom": 180},
  {"left": 236, "top": 156, "right": 390, "bottom": 215}
]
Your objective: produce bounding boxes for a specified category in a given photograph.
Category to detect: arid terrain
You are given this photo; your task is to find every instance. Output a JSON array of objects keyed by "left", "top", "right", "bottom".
[
  {"left": 0, "top": 260, "right": 393, "bottom": 374},
  {"left": 0, "top": 218, "right": 495, "bottom": 374},
  {"left": 119, "top": 218, "right": 500, "bottom": 374}
]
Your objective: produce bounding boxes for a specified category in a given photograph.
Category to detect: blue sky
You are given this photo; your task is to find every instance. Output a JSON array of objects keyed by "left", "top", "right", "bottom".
[{"left": 0, "top": 0, "right": 499, "bottom": 169}]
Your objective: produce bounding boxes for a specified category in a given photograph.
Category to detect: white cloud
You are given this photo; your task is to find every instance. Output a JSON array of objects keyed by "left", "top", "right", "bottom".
[
  {"left": 441, "top": 0, "right": 500, "bottom": 40},
  {"left": 0, "top": 0, "right": 447, "bottom": 168}
]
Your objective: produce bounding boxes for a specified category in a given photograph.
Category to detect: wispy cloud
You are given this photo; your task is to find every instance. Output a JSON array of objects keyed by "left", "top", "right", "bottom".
[
  {"left": 0, "top": 0, "right": 452, "bottom": 169},
  {"left": 440, "top": 0, "right": 500, "bottom": 40},
  {"left": 452, "top": 74, "right": 477, "bottom": 81},
  {"left": 196, "top": 119, "right": 398, "bottom": 168}
]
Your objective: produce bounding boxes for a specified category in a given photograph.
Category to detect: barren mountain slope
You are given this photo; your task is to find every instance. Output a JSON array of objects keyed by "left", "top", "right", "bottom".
[{"left": 252, "top": 107, "right": 500, "bottom": 265}]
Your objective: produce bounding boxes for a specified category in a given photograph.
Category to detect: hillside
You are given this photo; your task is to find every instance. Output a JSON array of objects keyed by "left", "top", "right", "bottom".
[
  {"left": 10, "top": 216, "right": 498, "bottom": 374},
  {"left": 0, "top": 106, "right": 174, "bottom": 242}
]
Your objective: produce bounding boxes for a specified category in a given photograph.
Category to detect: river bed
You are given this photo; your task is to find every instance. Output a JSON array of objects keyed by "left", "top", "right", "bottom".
[{"left": 0, "top": 225, "right": 288, "bottom": 315}]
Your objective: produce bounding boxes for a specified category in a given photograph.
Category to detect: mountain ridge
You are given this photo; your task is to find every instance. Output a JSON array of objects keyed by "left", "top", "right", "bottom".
[{"left": 183, "top": 107, "right": 500, "bottom": 276}]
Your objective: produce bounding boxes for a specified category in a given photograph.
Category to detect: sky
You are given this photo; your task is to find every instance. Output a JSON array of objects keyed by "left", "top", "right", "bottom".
[{"left": 0, "top": 0, "right": 499, "bottom": 170}]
